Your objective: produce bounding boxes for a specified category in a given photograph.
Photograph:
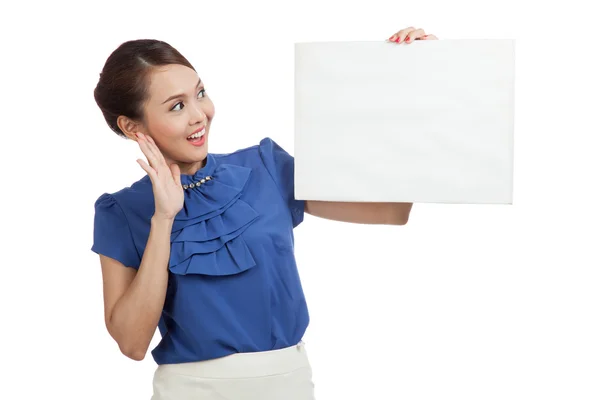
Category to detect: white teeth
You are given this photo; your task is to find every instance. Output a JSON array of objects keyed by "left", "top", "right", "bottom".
[{"left": 187, "top": 128, "right": 206, "bottom": 139}]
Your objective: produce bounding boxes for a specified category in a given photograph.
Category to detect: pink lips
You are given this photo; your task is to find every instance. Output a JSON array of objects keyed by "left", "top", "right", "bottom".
[
  {"left": 190, "top": 126, "right": 206, "bottom": 136},
  {"left": 187, "top": 126, "right": 206, "bottom": 147},
  {"left": 188, "top": 135, "right": 206, "bottom": 146}
]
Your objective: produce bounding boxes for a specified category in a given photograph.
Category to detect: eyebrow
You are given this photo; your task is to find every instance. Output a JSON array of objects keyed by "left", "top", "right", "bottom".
[{"left": 162, "top": 78, "right": 203, "bottom": 104}]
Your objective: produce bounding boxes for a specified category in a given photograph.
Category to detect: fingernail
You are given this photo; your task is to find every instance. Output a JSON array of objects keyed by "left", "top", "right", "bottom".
[
  {"left": 395, "top": 37, "right": 400, "bottom": 42},
  {"left": 405, "top": 36, "right": 411, "bottom": 42},
  {"left": 388, "top": 36, "right": 395, "bottom": 41}
]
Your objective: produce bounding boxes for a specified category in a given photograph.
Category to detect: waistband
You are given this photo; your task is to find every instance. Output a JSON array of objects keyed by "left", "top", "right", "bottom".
[{"left": 155, "top": 341, "right": 309, "bottom": 379}]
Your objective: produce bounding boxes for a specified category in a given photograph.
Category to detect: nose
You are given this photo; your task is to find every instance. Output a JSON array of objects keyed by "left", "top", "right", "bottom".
[{"left": 189, "top": 103, "right": 207, "bottom": 126}]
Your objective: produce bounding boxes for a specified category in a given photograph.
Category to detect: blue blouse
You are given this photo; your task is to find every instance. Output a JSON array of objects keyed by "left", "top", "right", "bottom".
[{"left": 91, "top": 137, "right": 309, "bottom": 365}]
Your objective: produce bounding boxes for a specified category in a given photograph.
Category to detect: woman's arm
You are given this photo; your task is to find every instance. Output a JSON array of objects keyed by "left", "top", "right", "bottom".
[
  {"left": 100, "top": 215, "right": 173, "bottom": 361},
  {"left": 305, "top": 201, "right": 412, "bottom": 225}
]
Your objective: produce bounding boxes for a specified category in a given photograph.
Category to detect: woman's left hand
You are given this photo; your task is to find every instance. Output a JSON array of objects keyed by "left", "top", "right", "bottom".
[{"left": 388, "top": 27, "right": 438, "bottom": 43}]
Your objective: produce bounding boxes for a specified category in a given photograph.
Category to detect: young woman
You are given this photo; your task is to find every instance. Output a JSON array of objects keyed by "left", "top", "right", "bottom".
[{"left": 92, "top": 26, "right": 437, "bottom": 400}]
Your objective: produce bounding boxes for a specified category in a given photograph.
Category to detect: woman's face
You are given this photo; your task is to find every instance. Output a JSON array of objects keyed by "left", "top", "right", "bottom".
[{"left": 140, "top": 64, "right": 215, "bottom": 175}]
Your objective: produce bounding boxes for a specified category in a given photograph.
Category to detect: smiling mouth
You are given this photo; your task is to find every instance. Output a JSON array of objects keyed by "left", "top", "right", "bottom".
[{"left": 187, "top": 127, "right": 206, "bottom": 141}]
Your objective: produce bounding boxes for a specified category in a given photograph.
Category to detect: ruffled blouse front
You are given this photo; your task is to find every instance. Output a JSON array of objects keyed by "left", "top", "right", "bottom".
[{"left": 169, "top": 154, "right": 259, "bottom": 276}]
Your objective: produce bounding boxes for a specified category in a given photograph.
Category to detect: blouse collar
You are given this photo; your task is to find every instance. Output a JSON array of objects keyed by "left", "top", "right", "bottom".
[{"left": 180, "top": 154, "right": 217, "bottom": 187}]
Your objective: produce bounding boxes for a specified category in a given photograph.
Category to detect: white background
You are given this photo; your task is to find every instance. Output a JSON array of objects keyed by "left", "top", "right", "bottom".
[{"left": 1, "top": 0, "right": 599, "bottom": 399}]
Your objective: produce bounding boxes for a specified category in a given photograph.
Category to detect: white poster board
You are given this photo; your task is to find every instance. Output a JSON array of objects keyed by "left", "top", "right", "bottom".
[{"left": 294, "top": 40, "right": 515, "bottom": 204}]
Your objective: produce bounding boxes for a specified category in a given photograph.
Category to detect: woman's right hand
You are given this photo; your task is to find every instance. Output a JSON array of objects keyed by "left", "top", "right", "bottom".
[{"left": 135, "top": 132, "right": 184, "bottom": 220}]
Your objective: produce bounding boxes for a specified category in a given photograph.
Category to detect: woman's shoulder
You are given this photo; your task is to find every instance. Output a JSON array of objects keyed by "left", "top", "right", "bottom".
[{"left": 93, "top": 175, "right": 153, "bottom": 217}]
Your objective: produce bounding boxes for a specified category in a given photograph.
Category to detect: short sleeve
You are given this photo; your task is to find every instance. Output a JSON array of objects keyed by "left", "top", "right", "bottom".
[
  {"left": 258, "top": 137, "right": 305, "bottom": 228},
  {"left": 91, "top": 193, "right": 141, "bottom": 269}
]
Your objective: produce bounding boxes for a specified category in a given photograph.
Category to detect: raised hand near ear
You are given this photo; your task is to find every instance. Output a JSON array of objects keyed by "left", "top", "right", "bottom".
[{"left": 135, "top": 133, "right": 184, "bottom": 220}]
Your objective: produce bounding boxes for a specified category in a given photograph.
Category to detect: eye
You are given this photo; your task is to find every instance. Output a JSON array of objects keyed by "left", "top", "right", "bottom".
[{"left": 171, "top": 89, "right": 207, "bottom": 111}]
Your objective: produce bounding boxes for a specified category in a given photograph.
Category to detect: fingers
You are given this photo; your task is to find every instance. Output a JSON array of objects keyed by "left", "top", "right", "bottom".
[
  {"left": 136, "top": 133, "right": 180, "bottom": 186},
  {"left": 135, "top": 133, "right": 158, "bottom": 168},
  {"left": 135, "top": 133, "right": 167, "bottom": 172},
  {"left": 137, "top": 158, "right": 157, "bottom": 181},
  {"left": 145, "top": 135, "right": 168, "bottom": 165},
  {"left": 404, "top": 28, "right": 425, "bottom": 43},
  {"left": 138, "top": 133, "right": 161, "bottom": 165},
  {"left": 388, "top": 27, "right": 431, "bottom": 43},
  {"left": 388, "top": 27, "right": 415, "bottom": 43},
  {"left": 418, "top": 34, "right": 438, "bottom": 40}
]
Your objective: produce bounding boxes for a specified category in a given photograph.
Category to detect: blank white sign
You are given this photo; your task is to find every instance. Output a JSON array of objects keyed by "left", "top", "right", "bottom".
[{"left": 294, "top": 40, "right": 515, "bottom": 204}]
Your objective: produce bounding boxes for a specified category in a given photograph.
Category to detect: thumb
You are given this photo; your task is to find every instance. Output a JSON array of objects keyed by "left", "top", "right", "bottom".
[{"left": 170, "top": 163, "right": 181, "bottom": 185}]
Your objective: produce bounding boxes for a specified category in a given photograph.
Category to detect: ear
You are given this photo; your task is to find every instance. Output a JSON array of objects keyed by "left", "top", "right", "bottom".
[{"left": 117, "top": 115, "right": 144, "bottom": 140}]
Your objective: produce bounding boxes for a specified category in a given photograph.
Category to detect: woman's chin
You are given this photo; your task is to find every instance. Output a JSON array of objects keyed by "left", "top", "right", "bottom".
[{"left": 189, "top": 145, "right": 209, "bottom": 162}]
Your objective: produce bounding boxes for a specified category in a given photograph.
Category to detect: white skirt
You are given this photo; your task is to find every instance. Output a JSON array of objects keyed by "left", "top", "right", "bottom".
[{"left": 151, "top": 341, "right": 315, "bottom": 400}]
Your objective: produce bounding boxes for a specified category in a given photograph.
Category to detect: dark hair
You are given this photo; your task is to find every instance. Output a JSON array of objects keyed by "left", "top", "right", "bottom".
[{"left": 93, "top": 39, "right": 195, "bottom": 138}]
